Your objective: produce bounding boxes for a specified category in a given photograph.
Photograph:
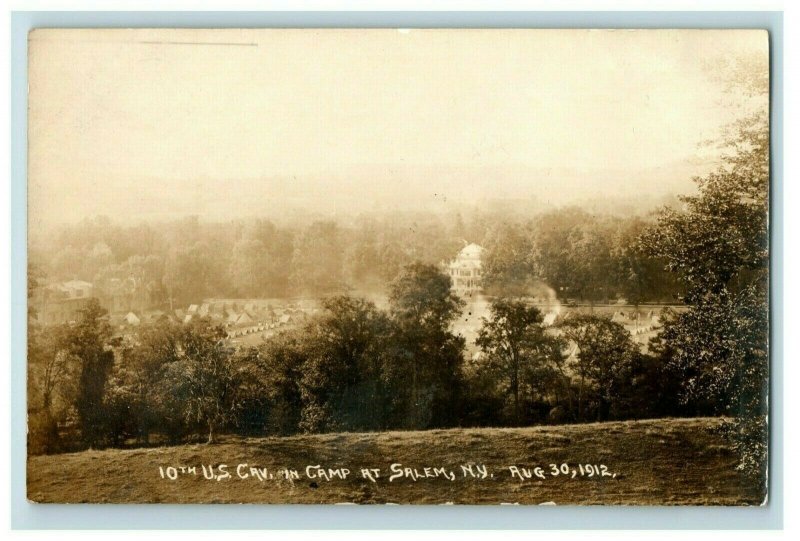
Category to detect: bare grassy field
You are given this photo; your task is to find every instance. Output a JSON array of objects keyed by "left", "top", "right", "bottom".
[{"left": 27, "top": 417, "right": 764, "bottom": 505}]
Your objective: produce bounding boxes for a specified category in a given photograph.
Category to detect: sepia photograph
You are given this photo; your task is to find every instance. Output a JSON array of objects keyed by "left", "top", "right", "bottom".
[{"left": 25, "top": 28, "right": 770, "bottom": 505}]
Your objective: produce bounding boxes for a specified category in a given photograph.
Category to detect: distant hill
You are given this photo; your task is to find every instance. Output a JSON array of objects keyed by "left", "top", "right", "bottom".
[{"left": 34, "top": 158, "right": 719, "bottom": 230}]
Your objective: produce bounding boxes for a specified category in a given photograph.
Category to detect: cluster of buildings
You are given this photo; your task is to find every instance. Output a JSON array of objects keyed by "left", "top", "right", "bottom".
[
  {"left": 31, "top": 280, "right": 94, "bottom": 326},
  {"left": 31, "top": 277, "right": 315, "bottom": 341},
  {"left": 110, "top": 299, "right": 313, "bottom": 335},
  {"left": 29, "top": 244, "right": 488, "bottom": 332},
  {"left": 32, "top": 277, "right": 158, "bottom": 326}
]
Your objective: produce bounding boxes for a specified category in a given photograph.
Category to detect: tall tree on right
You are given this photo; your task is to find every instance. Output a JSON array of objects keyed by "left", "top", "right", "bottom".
[{"left": 640, "top": 55, "right": 769, "bottom": 483}]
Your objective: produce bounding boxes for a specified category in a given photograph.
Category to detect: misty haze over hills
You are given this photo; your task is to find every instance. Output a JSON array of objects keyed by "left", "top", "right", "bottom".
[
  {"left": 36, "top": 156, "right": 716, "bottom": 230},
  {"left": 29, "top": 29, "right": 758, "bottom": 234}
]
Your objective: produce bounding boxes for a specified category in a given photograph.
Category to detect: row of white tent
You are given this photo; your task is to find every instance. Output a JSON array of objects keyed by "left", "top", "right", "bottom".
[
  {"left": 117, "top": 309, "right": 297, "bottom": 329},
  {"left": 227, "top": 317, "right": 296, "bottom": 338}
]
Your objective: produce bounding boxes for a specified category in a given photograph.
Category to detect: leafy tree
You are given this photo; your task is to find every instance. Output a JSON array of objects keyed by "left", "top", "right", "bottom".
[
  {"left": 639, "top": 166, "right": 767, "bottom": 303},
  {"left": 481, "top": 222, "right": 538, "bottom": 297},
  {"left": 163, "top": 242, "right": 215, "bottom": 307},
  {"left": 648, "top": 283, "right": 768, "bottom": 479},
  {"left": 345, "top": 225, "right": 411, "bottom": 288},
  {"left": 289, "top": 221, "right": 345, "bottom": 296},
  {"left": 567, "top": 222, "right": 615, "bottom": 305},
  {"left": 166, "top": 319, "right": 241, "bottom": 443},
  {"left": 249, "top": 333, "right": 307, "bottom": 435},
  {"left": 387, "top": 263, "right": 465, "bottom": 429},
  {"left": 116, "top": 320, "right": 183, "bottom": 443},
  {"left": 87, "top": 242, "right": 114, "bottom": 277},
  {"left": 610, "top": 217, "right": 679, "bottom": 305},
  {"left": 29, "top": 325, "right": 74, "bottom": 413},
  {"left": 27, "top": 262, "right": 74, "bottom": 454},
  {"left": 389, "top": 263, "right": 464, "bottom": 330},
  {"left": 640, "top": 58, "right": 768, "bottom": 481},
  {"left": 229, "top": 237, "right": 270, "bottom": 296},
  {"left": 229, "top": 220, "right": 293, "bottom": 297},
  {"left": 27, "top": 323, "right": 77, "bottom": 454},
  {"left": 479, "top": 214, "right": 680, "bottom": 304},
  {"left": 460, "top": 356, "right": 508, "bottom": 427},
  {"left": 94, "top": 254, "right": 167, "bottom": 312},
  {"left": 560, "top": 314, "right": 639, "bottom": 421},
  {"left": 476, "top": 299, "right": 550, "bottom": 424},
  {"left": 298, "top": 296, "right": 391, "bottom": 432},
  {"left": 51, "top": 245, "right": 83, "bottom": 280},
  {"left": 28, "top": 262, "right": 45, "bottom": 318},
  {"left": 228, "top": 347, "right": 273, "bottom": 435},
  {"left": 533, "top": 209, "right": 617, "bottom": 304},
  {"left": 65, "top": 299, "right": 115, "bottom": 446}
]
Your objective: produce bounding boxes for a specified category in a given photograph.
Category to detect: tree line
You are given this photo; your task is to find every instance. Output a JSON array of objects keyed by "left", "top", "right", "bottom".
[
  {"left": 31, "top": 205, "right": 682, "bottom": 309},
  {"left": 28, "top": 261, "right": 706, "bottom": 456},
  {"left": 480, "top": 210, "right": 681, "bottom": 304}
]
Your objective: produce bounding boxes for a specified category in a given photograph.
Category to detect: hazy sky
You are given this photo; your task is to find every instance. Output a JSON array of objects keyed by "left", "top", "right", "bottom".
[{"left": 28, "top": 29, "right": 768, "bottom": 229}]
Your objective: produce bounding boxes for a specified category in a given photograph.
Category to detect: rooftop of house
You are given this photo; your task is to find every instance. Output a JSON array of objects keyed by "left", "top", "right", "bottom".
[
  {"left": 457, "top": 243, "right": 484, "bottom": 260},
  {"left": 42, "top": 280, "right": 94, "bottom": 300}
]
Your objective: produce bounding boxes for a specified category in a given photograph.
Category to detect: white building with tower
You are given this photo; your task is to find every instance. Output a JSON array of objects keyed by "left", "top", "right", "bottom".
[{"left": 446, "top": 243, "right": 484, "bottom": 296}]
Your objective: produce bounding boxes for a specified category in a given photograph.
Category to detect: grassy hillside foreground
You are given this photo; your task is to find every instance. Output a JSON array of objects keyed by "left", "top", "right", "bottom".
[{"left": 27, "top": 417, "right": 765, "bottom": 505}]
